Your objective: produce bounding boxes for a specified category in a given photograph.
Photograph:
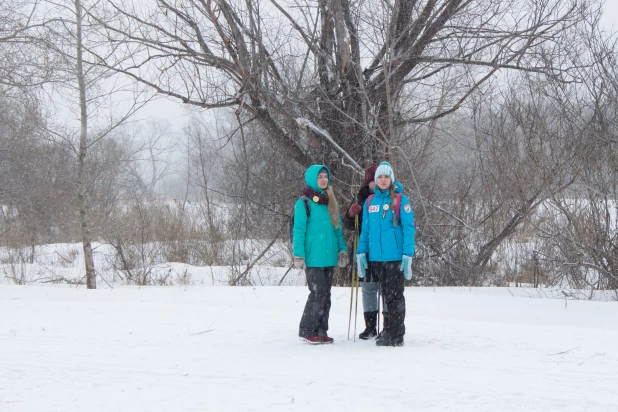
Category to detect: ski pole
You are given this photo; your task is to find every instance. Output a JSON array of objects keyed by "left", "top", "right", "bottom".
[
  {"left": 347, "top": 262, "right": 355, "bottom": 340},
  {"left": 352, "top": 215, "right": 360, "bottom": 341}
]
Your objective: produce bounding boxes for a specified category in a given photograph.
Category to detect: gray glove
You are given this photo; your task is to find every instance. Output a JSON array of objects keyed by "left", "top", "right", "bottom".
[
  {"left": 338, "top": 252, "right": 349, "bottom": 268},
  {"left": 294, "top": 257, "right": 305, "bottom": 270}
]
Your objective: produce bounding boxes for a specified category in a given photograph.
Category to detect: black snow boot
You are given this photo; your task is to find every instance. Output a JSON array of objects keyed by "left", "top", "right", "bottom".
[
  {"left": 376, "top": 312, "right": 389, "bottom": 340},
  {"left": 358, "top": 311, "right": 378, "bottom": 340},
  {"left": 376, "top": 313, "right": 403, "bottom": 347},
  {"left": 376, "top": 332, "right": 404, "bottom": 347}
]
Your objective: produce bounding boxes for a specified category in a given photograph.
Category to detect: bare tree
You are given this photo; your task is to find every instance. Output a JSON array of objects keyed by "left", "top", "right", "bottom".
[
  {"left": 470, "top": 77, "right": 583, "bottom": 284},
  {"left": 73, "top": 0, "right": 599, "bottom": 287},
  {"left": 0, "top": 97, "right": 78, "bottom": 249},
  {"left": 525, "top": 10, "right": 618, "bottom": 295},
  {"left": 90, "top": 0, "right": 593, "bottom": 175},
  {"left": 34, "top": 0, "right": 152, "bottom": 288},
  {"left": 0, "top": 0, "right": 59, "bottom": 97}
]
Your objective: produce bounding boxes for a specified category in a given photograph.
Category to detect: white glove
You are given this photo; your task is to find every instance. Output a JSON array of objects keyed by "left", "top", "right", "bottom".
[
  {"left": 356, "top": 254, "right": 368, "bottom": 278},
  {"left": 400, "top": 255, "right": 412, "bottom": 280}
]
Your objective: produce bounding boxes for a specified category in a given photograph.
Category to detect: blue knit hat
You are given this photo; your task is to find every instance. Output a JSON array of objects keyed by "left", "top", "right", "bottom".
[{"left": 374, "top": 161, "right": 394, "bottom": 182}]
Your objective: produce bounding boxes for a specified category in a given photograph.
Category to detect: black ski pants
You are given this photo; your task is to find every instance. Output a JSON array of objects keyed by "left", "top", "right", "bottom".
[
  {"left": 299, "top": 267, "right": 334, "bottom": 338},
  {"left": 371, "top": 261, "right": 405, "bottom": 337}
]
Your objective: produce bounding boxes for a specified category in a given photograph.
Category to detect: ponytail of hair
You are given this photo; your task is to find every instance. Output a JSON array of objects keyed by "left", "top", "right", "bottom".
[
  {"left": 390, "top": 185, "right": 398, "bottom": 227},
  {"left": 325, "top": 186, "right": 340, "bottom": 228}
]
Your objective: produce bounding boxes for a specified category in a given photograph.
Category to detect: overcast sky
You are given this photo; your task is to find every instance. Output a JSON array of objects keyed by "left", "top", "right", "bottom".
[{"left": 602, "top": 1, "right": 618, "bottom": 29}]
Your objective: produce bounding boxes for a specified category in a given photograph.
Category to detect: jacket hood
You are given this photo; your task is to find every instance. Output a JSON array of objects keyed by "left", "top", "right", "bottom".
[{"left": 305, "top": 165, "right": 331, "bottom": 193}]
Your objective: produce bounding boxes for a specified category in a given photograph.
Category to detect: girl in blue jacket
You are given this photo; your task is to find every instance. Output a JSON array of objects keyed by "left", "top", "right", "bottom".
[
  {"left": 293, "top": 165, "right": 348, "bottom": 344},
  {"left": 355, "top": 162, "right": 415, "bottom": 346}
]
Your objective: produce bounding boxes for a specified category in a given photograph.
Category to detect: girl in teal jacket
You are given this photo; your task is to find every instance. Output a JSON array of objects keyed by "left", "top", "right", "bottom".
[
  {"left": 356, "top": 162, "right": 415, "bottom": 346},
  {"left": 293, "top": 165, "right": 348, "bottom": 344}
]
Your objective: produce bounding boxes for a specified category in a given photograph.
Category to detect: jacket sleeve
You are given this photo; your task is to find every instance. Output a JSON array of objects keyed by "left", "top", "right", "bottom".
[
  {"left": 292, "top": 199, "right": 308, "bottom": 258},
  {"left": 400, "top": 195, "right": 416, "bottom": 257},
  {"left": 342, "top": 202, "right": 355, "bottom": 232},
  {"left": 356, "top": 198, "right": 370, "bottom": 255},
  {"left": 335, "top": 213, "right": 348, "bottom": 253}
]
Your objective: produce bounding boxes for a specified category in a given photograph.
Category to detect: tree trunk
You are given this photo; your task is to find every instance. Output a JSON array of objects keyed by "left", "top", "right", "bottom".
[{"left": 75, "top": 0, "right": 96, "bottom": 289}]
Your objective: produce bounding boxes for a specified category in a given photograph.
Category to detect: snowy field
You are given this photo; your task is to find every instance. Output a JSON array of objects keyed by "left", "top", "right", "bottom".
[{"left": 1, "top": 284, "right": 617, "bottom": 412}]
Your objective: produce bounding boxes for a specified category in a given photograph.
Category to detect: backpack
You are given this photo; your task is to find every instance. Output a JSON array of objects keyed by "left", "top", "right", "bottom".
[
  {"left": 289, "top": 196, "right": 311, "bottom": 244},
  {"left": 367, "top": 193, "right": 403, "bottom": 220}
]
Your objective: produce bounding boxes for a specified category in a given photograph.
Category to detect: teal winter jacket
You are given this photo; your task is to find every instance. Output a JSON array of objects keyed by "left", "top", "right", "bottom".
[
  {"left": 293, "top": 165, "right": 348, "bottom": 267},
  {"left": 356, "top": 181, "right": 415, "bottom": 262}
]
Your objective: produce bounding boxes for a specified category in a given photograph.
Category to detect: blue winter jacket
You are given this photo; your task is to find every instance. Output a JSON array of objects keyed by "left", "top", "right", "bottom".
[
  {"left": 293, "top": 165, "right": 348, "bottom": 267},
  {"left": 356, "top": 181, "right": 415, "bottom": 262}
]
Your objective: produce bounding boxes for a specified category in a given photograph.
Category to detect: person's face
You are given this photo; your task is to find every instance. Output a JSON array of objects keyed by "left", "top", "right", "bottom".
[
  {"left": 317, "top": 172, "right": 329, "bottom": 189},
  {"left": 368, "top": 181, "right": 376, "bottom": 191},
  {"left": 376, "top": 175, "right": 391, "bottom": 190}
]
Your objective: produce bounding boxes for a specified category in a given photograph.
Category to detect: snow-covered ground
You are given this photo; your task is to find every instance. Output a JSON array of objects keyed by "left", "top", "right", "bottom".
[{"left": 1, "top": 284, "right": 617, "bottom": 411}]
